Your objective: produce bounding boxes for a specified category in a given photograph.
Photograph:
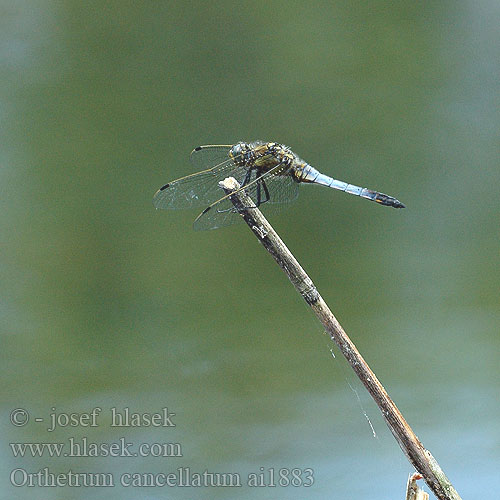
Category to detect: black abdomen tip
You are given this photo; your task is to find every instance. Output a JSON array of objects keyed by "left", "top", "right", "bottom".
[
  {"left": 159, "top": 183, "right": 170, "bottom": 191},
  {"left": 375, "top": 192, "right": 405, "bottom": 208},
  {"left": 388, "top": 197, "right": 405, "bottom": 208}
]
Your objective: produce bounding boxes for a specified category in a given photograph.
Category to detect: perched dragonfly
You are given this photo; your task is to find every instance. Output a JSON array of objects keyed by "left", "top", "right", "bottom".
[{"left": 153, "top": 141, "right": 405, "bottom": 230}]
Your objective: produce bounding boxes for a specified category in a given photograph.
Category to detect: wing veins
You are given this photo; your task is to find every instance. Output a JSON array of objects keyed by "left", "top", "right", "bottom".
[
  {"left": 153, "top": 155, "right": 248, "bottom": 209},
  {"left": 193, "top": 162, "right": 292, "bottom": 224}
]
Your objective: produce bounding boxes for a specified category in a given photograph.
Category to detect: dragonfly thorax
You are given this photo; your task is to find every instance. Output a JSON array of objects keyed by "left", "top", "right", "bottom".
[{"left": 229, "top": 141, "right": 296, "bottom": 173}]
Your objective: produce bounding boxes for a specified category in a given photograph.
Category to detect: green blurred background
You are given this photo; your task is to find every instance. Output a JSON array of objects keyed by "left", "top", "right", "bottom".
[{"left": 1, "top": 1, "right": 498, "bottom": 499}]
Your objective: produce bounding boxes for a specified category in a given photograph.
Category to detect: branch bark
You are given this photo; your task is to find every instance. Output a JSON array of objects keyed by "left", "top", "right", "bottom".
[{"left": 220, "top": 177, "right": 462, "bottom": 500}]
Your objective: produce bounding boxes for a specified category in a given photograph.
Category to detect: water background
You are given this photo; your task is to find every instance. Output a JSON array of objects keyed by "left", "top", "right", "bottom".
[{"left": 1, "top": 2, "right": 499, "bottom": 499}]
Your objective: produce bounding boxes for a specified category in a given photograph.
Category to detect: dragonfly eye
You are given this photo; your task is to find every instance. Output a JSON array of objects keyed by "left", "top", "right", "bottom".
[
  {"left": 229, "top": 143, "right": 241, "bottom": 158},
  {"left": 229, "top": 142, "right": 248, "bottom": 164}
]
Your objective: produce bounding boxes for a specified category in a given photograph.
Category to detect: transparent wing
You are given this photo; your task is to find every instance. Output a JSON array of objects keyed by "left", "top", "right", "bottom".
[
  {"left": 153, "top": 157, "right": 249, "bottom": 209},
  {"left": 189, "top": 145, "right": 234, "bottom": 170},
  {"left": 260, "top": 169, "right": 300, "bottom": 204},
  {"left": 193, "top": 165, "right": 300, "bottom": 231}
]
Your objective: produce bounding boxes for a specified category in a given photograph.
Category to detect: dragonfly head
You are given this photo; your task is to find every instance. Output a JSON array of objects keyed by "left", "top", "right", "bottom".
[{"left": 229, "top": 142, "right": 250, "bottom": 165}]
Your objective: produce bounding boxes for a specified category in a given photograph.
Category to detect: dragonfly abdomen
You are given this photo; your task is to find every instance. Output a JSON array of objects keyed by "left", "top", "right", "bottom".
[{"left": 299, "top": 165, "right": 405, "bottom": 209}]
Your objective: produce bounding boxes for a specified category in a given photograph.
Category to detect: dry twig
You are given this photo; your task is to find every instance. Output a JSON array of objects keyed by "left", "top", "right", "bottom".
[{"left": 220, "top": 177, "right": 461, "bottom": 500}]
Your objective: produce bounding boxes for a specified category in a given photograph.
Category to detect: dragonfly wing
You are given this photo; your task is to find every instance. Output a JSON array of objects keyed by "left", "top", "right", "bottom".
[
  {"left": 192, "top": 164, "right": 299, "bottom": 230},
  {"left": 233, "top": 164, "right": 299, "bottom": 206},
  {"left": 257, "top": 169, "right": 300, "bottom": 204},
  {"left": 192, "top": 195, "right": 245, "bottom": 231},
  {"left": 153, "top": 158, "right": 248, "bottom": 209},
  {"left": 189, "top": 145, "right": 234, "bottom": 170}
]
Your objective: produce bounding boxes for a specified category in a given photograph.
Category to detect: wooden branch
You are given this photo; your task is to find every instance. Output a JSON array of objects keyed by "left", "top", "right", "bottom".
[
  {"left": 219, "top": 177, "right": 462, "bottom": 500},
  {"left": 407, "top": 473, "right": 430, "bottom": 500}
]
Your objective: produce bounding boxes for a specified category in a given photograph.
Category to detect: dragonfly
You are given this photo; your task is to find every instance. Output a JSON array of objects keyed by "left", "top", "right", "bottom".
[{"left": 153, "top": 141, "right": 405, "bottom": 230}]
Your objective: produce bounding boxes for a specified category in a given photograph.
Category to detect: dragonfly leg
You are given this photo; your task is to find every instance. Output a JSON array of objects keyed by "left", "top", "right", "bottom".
[
  {"left": 262, "top": 179, "right": 270, "bottom": 203},
  {"left": 216, "top": 167, "right": 258, "bottom": 213},
  {"left": 241, "top": 167, "right": 253, "bottom": 187},
  {"left": 253, "top": 169, "right": 271, "bottom": 207},
  {"left": 257, "top": 178, "right": 271, "bottom": 206},
  {"left": 216, "top": 165, "right": 274, "bottom": 214}
]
